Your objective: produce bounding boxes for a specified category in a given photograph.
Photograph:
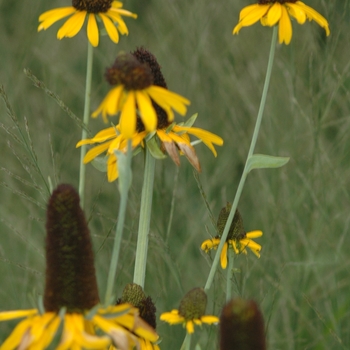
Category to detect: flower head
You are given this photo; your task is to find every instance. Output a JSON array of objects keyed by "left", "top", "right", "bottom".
[
  {"left": 0, "top": 184, "right": 158, "bottom": 349},
  {"left": 78, "top": 48, "right": 223, "bottom": 181},
  {"left": 117, "top": 284, "right": 160, "bottom": 350},
  {"left": 220, "top": 298, "right": 266, "bottom": 350},
  {"left": 92, "top": 48, "right": 190, "bottom": 138},
  {"left": 233, "top": 1, "right": 330, "bottom": 44},
  {"left": 38, "top": 0, "right": 137, "bottom": 47},
  {"left": 160, "top": 288, "right": 219, "bottom": 334},
  {"left": 201, "top": 203, "right": 263, "bottom": 269}
]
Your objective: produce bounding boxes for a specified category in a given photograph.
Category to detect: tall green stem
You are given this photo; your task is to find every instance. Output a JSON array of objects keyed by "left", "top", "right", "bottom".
[
  {"left": 204, "top": 26, "right": 278, "bottom": 292},
  {"left": 133, "top": 146, "right": 156, "bottom": 288},
  {"left": 104, "top": 140, "right": 133, "bottom": 305},
  {"left": 180, "top": 333, "right": 191, "bottom": 350},
  {"left": 78, "top": 42, "right": 94, "bottom": 209},
  {"left": 226, "top": 249, "right": 234, "bottom": 301}
]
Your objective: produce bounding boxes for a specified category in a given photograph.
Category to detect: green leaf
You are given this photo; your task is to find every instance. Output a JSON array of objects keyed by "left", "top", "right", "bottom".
[
  {"left": 146, "top": 135, "right": 167, "bottom": 160},
  {"left": 91, "top": 156, "right": 107, "bottom": 172},
  {"left": 246, "top": 154, "right": 290, "bottom": 173},
  {"left": 183, "top": 113, "right": 198, "bottom": 127}
]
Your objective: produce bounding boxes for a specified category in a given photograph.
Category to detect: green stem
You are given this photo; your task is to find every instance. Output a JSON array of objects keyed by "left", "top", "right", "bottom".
[
  {"left": 133, "top": 146, "right": 156, "bottom": 288},
  {"left": 104, "top": 140, "right": 133, "bottom": 305},
  {"left": 78, "top": 42, "right": 94, "bottom": 209},
  {"left": 226, "top": 249, "right": 234, "bottom": 301},
  {"left": 204, "top": 26, "right": 278, "bottom": 292}
]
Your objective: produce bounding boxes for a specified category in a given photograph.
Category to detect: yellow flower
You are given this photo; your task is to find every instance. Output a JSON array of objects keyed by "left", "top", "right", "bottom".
[
  {"left": 38, "top": 0, "right": 137, "bottom": 47},
  {"left": 0, "top": 304, "right": 158, "bottom": 350},
  {"left": 76, "top": 120, "right": 223, "bottom": 182},
  {"left": 233, "top": 1, "right": 330, "bottom": 44},
  {"left": 92, "top": 81, "right": 190, "bottom": 138},
  {"left": 201, "top": 230, "right": 263, "bottom": 269},
  {"left": 160, "top": 288, "right": 219, "bottom": 334},
  {"left": 92, "top": 51, "right": 190, "bottom": 138}
]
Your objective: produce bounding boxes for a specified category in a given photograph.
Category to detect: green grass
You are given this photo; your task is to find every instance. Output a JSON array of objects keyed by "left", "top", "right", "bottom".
[{"left": 1, "top": 0, "right": 350, "bottom": 349}]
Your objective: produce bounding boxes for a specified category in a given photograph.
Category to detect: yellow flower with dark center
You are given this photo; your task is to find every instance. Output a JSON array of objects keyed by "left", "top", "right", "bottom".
[
  {"left": 160, "top": 288, "right": 219, "bottom": 334},
  {"left": 201, "top": 204, "right": 263, "bottom": 269},
  {"left": 92, "top": 52, "right": 190, "bottom": 138},
  {"left": 76, "top": 119, "right": 223, "bottom": 182},
  {"left": 201, "top": 231, "right": 263, "bottom": 269},
  {"left": 0, "top": 185, "right": 158, "bottom": 349},
  {"left": 38, "top": 0, "right": 137, "bottom": 47},
  {"left": 233, "top": 0, "right": 330, "bottom": 44}
]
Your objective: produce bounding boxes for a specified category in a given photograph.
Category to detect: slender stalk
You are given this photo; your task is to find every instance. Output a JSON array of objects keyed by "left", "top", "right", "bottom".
[
  {"left": 204, "top": 26, "right": 278, "bottom": 292},
  {"left": 133, "top": 146, "right": 156, "bottom": 288},
  {"left": 104, "top": 140, "right": 133, "bottom": 305},
  {"left": 180, "top": 333, "right": 191, "bottom": 350},
  {"left": 226, "top": 249, "right": 234, "bottom": 301},
  {"left": 78, "top": 42, "right": 94, "bottom": 209}
]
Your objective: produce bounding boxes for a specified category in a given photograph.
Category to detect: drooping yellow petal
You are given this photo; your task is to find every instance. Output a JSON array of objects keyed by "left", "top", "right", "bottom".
[
  {"left": 83, "top": 142, "right": 110, "bottom": 164},
  {"left": 278, "top": 5, "right": 292, "bottom": 44},
  {"left": 287, "top": 3, "right": 307, "bottom": 24},
  {"left": 233, "top": 4, "right": 270, "bottom": 34},
  {"left": 220, "top": 242, "right": 228, "bottom": 269},
  {"left": 296, "top": 1, "right": 330, "bottom": 36},
  {"left": 0, "top": 317, "right": 33, "bottom": 350},
  {"left": 120, "top": 91, "right": 136, "bottom": 138},
  {"left": 107, "top": 12, "right": 129, "bottom": 35},
  {"left": 100, "top": 13, "right": 120, "bottom": 43},
  {"left": 136, "top": 90, "right": 157, "bottom": 132},
  {"left": 38, "top": 7, "right": 76, "bottom": 31},
  {"left": 57, "top": 11, "right": 86, "bottom": 39},
  {"left": 87, "top": 13, "right": 99, "bottom": 47},
  {"left": 238, "top": 4, "right": 261, "bottom": 21},
  {"left": 186, "top": 320, "right": 194, "bottom": 334},
  {"left": 265, "top": 3, "right": 282, "bottom": 27},
  {"left": 107, "top": 154, "right": 119, "bottom": 182},
  {"left": 110, "top": 3, "right": 138, "bottom": 18}
]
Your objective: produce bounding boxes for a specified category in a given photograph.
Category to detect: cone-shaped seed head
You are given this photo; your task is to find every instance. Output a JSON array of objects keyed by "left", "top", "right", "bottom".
[
  {"left": 44, "top": 184, "right": 99, "bottom": 312},
  {"left": 179, "top": 288, "right": 207, "bottom": 320},
  {"left": 217, "top": 203, "right": 245, "bottom": 240},
  {"left": 118, "top": 283, "right": 157, "bottom": 329}
]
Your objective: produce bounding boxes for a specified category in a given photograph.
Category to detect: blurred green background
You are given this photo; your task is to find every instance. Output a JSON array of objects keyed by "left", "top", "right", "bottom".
[{"left": 1, "top": 0, "right": 350, "bottom": 348}]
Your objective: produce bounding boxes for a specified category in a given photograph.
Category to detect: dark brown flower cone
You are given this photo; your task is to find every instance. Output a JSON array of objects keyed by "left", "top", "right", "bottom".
[
  {"left": 220, "top": 298, "right": 266, "bottom": 350},
  {"left": 217, "top": 203, "right": 245, "bottom": 240},
  {"left": 43, "top": 184, "right": 99, "bottom": 312}
]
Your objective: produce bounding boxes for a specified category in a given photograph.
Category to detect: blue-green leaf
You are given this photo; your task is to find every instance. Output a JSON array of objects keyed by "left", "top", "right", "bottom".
[{"left": 246, "top": 154, "right": 290, "bottom": 173}]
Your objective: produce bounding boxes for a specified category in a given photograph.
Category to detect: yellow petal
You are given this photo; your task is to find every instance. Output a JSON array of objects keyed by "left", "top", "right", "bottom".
[
  {"left": 265, "top": 3, "right": 282, "bottom": 27},
  {"left": 107, "top": 154, "right": 119, "bottom": 182},
  {"left": 107, "top": 11, "right": 129, "bottom": 35},
  {"left": 38, "top": 7, "right": 76, "bottom": 31},
  {"left": 0, "top": 309, "right": 37, "bottom": 321},
  {"left": 87, "top": 13, "right": 99, "bottom": 47},
  {"left": 287, "top": 3, "right": 306, "bottom": 24},
  {"left": 100, "top": 13, "right": 120, "bottom": 43},
  {"left": 160, "top": 310, "right": 184, "bottom": 324},
  {"left": 120, "top": 91, "right": 136, "bottom": 138},
  {"left": 57, "top": 11, "right": 86, "bottom": 39},
  {"left": 296, "top": 1, "right": 330, "bottom": 36},
  {"left": 233, "top": 4, "right": 270, "bottom": 34},
  {"left": 136, "top": 91, "right": 157, "bottom": 132},
  {"left": 278, "top": 5, "right": 292, "bottom": 44},
  {"left": 0, "top": 317, "right": 33, "bottom": 349},
  {"left": 220, "top": 242, "right": 228, "bottom": 269},
  {"left": 186, "top": 320, "right": 194, "bottom": 334},
  {"left": 83, "top": 143, "right": 110, "bottom": 164},
  {"left": 201, "top": 315, "right": 219, "bottom": 325},
  {"left": 246, "top": 230, "right": 263, "bottom": 239}
]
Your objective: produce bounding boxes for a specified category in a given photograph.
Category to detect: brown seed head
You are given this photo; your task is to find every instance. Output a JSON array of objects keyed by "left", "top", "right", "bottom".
[
  {"left": 178, "top": 288, "right": 207, "bottom": 320},
  {"left": 220, "top": 298, "right": 266, "bottom": 350},
  {"left": 72, "top": 0, "right": 113, "bottom": 12},
  {"left": 43, "top": 184, "right": 99, "bottom": 312}
]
